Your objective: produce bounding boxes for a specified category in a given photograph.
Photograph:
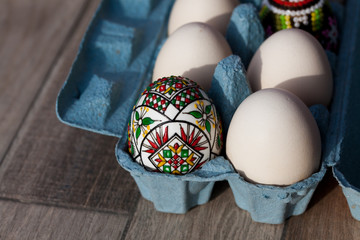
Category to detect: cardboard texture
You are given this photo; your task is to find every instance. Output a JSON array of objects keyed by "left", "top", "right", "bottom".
[{"left": 56, "top": 0, "right": 360, "bottom": 223}]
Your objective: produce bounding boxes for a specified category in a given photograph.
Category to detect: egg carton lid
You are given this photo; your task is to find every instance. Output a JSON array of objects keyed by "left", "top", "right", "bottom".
[
  {"left": 55, "top": 0, "right": 360, "bottom": 221},
  {"left": 56, "top": 0, "right": 176, "bottom": 139},
  {"left": 55, "top": 0, "right": 265, "bottom": 139},
  {"left": 330, "top": 0, "right": 360, "bottom": 219}
]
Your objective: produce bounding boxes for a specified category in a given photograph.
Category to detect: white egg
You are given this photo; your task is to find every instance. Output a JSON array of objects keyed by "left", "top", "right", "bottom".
[
  {"left": 247, "top": 29, "right": 333, "bottom": 107},
  {"left": 226, "top": 88, "right": 321, "bottom": 185},
  {"left": 168, "top": 0, "right": 239, "bottom": 36},
  {"left": 153, "top": 22, "right": 232, "bottom": 91}
]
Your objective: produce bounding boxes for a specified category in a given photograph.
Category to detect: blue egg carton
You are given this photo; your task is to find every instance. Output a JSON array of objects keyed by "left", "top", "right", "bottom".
[{"left": 56, "top": 0, "right": 360, "bottom": 224}]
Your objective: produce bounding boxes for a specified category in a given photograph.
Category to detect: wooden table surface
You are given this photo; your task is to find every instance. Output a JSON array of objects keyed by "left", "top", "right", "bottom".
[{"left": 1, "top": 0, "right": 359, "bottom": 239}]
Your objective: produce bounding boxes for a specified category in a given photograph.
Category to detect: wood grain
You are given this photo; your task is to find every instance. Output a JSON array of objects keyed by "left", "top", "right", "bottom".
[
  {"left": 0, "top": 0, "right": 359, "bottom": 239},
  {"left": 281, "top": 172, "right": 360, "bottom": 240},
  {"left": 0, "top": 200, "right": 128, "bottom": 240},
  {"left": 0, "top": 0, "right": 140, "bottom": 214},
  {"left": 0, "top": 0, "right": 88, "bottom": 162},
  {"left": 124, "top": 181, "right": 284, "bottom": 240}
]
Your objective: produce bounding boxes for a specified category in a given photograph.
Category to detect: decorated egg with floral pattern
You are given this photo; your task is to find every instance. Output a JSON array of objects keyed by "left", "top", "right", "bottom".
[
  {"left": 128, "top": 76, "right": 222, "bottom": 175},
  {"left": 260, "top": 0, "right": 339, "bottom": 52}
]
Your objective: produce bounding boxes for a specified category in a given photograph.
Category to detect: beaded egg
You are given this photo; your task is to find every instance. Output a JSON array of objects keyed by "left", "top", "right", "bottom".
[
  {"left": 260, "top": 0, "right": 339, "bottom": 52},
  {"left": 128, "top": 76, "right": 223, "bottom": 175}
]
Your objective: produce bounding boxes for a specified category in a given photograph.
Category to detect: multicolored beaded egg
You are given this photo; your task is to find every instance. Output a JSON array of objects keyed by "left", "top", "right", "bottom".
[
  {"left": 260, "top": 0, "right": 339, "bottom": 52},
  {"left": 128, "top": 76, "right": 223, "bottom": 175}
]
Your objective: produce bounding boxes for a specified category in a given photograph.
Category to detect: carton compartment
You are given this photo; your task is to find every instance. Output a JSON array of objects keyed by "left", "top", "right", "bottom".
[{"left": 56, "top": 0, "right": 360, "bottom": 223}]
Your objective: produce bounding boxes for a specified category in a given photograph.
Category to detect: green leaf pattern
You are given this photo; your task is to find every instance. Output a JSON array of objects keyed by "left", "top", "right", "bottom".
[
  {"left": 142, "top": 117, "right": 154, "bottom": 125},
  {"left": 205, "top": 105, "right": 211, "bottom": 114},
  {"left": 205, "top": 121, "right": 211, "bottom": 134},
  {"left": 136, "top": 127, "right": 141, "bottom": 139},
  {"left": 133, "top": 107, "right": 155, "bottom": 140},
  {"left": 186, "top": 101, "right": 216, "bottom": 136},
  {"left": 188, "top": 111, "right": 202, "bottom": 119}
]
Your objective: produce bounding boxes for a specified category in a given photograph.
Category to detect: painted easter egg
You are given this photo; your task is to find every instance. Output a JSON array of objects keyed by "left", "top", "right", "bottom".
[
  {"left": 259, "top": 0, "right": 339, "bottom": 52},
  {"left": 128, "top": 76, "right": 223, "bottom": 175}
]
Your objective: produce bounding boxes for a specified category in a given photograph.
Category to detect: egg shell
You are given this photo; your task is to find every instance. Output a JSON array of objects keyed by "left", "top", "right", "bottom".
[
  {"left": 226, "top": 88, "right": 322, "bottom": 185},
  {"left": 152, "top": 22, "right": 232, "bottom": 91},
  {"left": 128, "top": 76, "right": 222, "bottom": 175},
  {"left": 168, "top": 0, "right": 238, "bottom": 36},
  {"left": 246, "top": 28, "right": 333, "bottom": 107}
]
